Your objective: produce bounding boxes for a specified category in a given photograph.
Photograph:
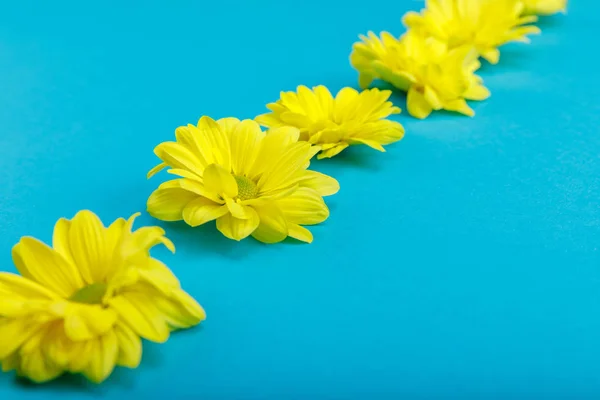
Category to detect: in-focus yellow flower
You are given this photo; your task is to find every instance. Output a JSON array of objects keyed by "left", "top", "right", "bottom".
[
  {"left": 351, "top": 30, "right": 490, "bottom": 119},
  {"left": 521, "top": 0, "right": 567, "bottom": 15},
  {"left": 147, "top": 116, "right": 339, "bottom": 243},
  {"left": 255, "top": 86, "right": 405, "bottom": 159},
  {"left": 0, "top": 211, "right": 205, "bottom": 384},
  {"left": 403, "top": 0, "right": 541, "bottom": 64}
]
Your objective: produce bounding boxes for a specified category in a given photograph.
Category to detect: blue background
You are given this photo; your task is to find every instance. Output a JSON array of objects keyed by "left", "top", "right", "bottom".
[{"left": 0, "top": 1, "right": 598, "bottom": 398}]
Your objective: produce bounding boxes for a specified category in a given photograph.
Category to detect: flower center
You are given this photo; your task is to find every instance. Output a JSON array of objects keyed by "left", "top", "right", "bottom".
[
  {"left": 234, "top": 175, "right": 258, "bottom": 200},
  {"left": 68, "top": 283, "right": 108, "bottom": 304}
]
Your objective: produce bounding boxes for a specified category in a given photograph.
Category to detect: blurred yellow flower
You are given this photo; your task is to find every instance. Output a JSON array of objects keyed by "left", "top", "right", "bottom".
[
  {"left": 351, "top": 30, "right": 490, "bottom": 119},
  {"left": 0, "top": 211, "right": 205, "bottom": 383},
  {"left": 521, "top": 0, "right": 567, "bottom": 15},
  {"left": 255, "top": 86, "right": 405, "bottom": 159},
  {"left": 403, "top": 0, "right": 541, "bottom": 64},
  {"left": 147, "top": 117, "right": 339, "bottom": 243}
]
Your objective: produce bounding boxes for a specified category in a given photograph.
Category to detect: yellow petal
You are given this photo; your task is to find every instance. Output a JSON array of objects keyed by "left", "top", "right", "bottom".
[
  {"left": 230, "top": 120, "right": 265, "bottom": 176},
  {"left": 68, "top": 210, "right": 110, "bottom": 284},
  {"left": 288, "top": 224, "right": 314, "bottom": 243},
  {"left": 59, "top": 303, "right": 118, "bottom": 341},
  {"left": 82, "top": 331, "right": 118, "bottom": 383},
  {"left": 464, "top": 83, "right": 491, "bottom": 101},
  {"left": 444, "top": 98, "right": 475, "bottom": 117},
  {"left": 137, "top": 258, "right": 180, "bottom": 292},
  {"left": 12, "top": 237, "right": 82, "bottom": 298},
  {"left": 0, "top": 318, "right": 39, "bottom": 358},
  {"left": 105, "top": 217, "right": 126, "bottom": 264},
  {"left": 349, "top": 138, "right": 386, "bottom": 152},
  {"left": 182, "top": 197, "right": 229, "bottom": 227},
  {"left": 175, "top": 125, "right": 209, "bottom": 167},
  {"left": 152, "top": 288, "right": 206, "bottom": 330},
  {"left": 299, "top": 171, "right": 340, "bottom": 196},
  {"left": 317, "top": 143, "right": 349, "bottom": 159},
  {"left": 258, "top": 142, "right": 313, "bottom": 194},
  {"left": 407, "top": 87, "right": 433, "bottom": 119},
  {"left": 250, "top": 127, "right": 300, "bottom": 178},
  {"left": 66, "top": 339, "right": 93, "bottom": 372},
  {"left": 114, "top": 323, "right": 141, "bottom": 368},
  {"left": 251, "top": 203, "right": 289, "bottom": 244},
  {"left": 0, "top": 272, "right": 60, "bottom": 300},
  {"left": 178, "top": 178, "right": 223, "bottom": 203},
  {"left": 480, "top": 48, "right": 500, "bottom": 64},
  {"left": 154, "top": 141, "right": 204, "bottom": 177},
  {"left": 52, "top": 218, "right": 78, "bottom": 268},
  {"left": 147, "top": 162, "right": 167, "bottom": 179},
  {"left": 216, "top": 209, "right": 260, "bottom": 241},
  {"left": 203, "top": 163, "right": 238, "bottom": 198},
  {"left": 225, "top": 198, "right": 255, "bottom": 220},
  {"left": 166, "top": 167, "right": 204, "bottom": 182},
  {"left": 127, "top": 226, "right": 175, "bottom": 255},
  {"left": 196, "top": 116, "right": 232, "bottom": 171},
  {"left": 1, "top": 349, "right": 20, "bottom": 373},
  {"left": 333, "top": 87, "right": 360, "bottom": 122},
  {"left": 147, "top": 181, "right": 198, "bottom": 222},
  {"left": 42, "top": 321, "right": 74, "bottom": 368},
  {"left": 276, "top": 187, "right": 330, "bottom": 225},
  {"left": 19, "top": 332, "right": 64, "bottom": 383},
  {"left": 216, "top": 117, "right": 241, "bottom": 135},
  {"left": 109, "top": 292, "right": 170, "bottom": 343}
]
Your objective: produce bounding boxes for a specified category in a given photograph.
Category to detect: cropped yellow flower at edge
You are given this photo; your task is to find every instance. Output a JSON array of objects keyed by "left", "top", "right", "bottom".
[
  {"left": 402, "top": 0, "right": 541, "bottom": 65},
  {"left": 147, "top": 116, "right": 339, "bottom": 243},
  {"left": 0, "top": 211, "right": 205, "bottom": 384},
  {"left": 255, "top": 86, "right": 405, "bottom": 159},
  {"left": 521, "top": 0, "right": 567, "bottom": 15},
  {"left": 351, "top": 30, "right": 490, "bottom": 119}
]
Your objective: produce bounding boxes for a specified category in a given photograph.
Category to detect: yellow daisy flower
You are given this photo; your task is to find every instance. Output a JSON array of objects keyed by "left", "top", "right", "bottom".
[
  {"left": 0, "top": 211, "right": 205, "bottom": 384},
  {"left": 521, "top": 0, "right": 567, "bottom": 15},
  {"left": 255, "top": 86, "right": 405, "bottom": 159},
  {"left": 147, "top": 116, "right": 339, "bottom": 243},
  {"left": 403, "top": 0, "right": 541, "bottom": 64},
  {"left": 351, "top": 30, "right": 490, "bottom": 119}
]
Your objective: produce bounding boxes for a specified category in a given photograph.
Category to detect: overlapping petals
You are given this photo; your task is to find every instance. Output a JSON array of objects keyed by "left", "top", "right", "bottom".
[
  {"left": 521, "top": 0, "right": 567, "bottom": 15},
  {"left": 255, "top": 86, "right": 405, "bottom": 159},
  {"left": 402, "top": 0, "right": 541, "bottom": 64},
  {"left": 0, "top": 211, "right": 205, "bottom": 383},
  {"left": 147, "top": 117, "right": 339, "bottom": 243},
  {"left": 351, "top": 30, "right": 490, "bottom": 119}
]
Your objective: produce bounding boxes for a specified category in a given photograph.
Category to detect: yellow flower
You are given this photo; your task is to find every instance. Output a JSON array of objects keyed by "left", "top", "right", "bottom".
[
  {"left": 0, "top": 211, "right": 205, "bottom": 384},
  {"left": 147, "top": 116, "right": 339, "bottom": 243},
  {"left": 403, "top": 0, "right": 541, "bottom": 64},
  {"left": 255, "top": 86, "right": 405, "bottom": 159},
  {"left": 521, "top": 0, "right": 567, "bottom": 15},
  {"left": 351, "top": 30, "right": 490, "bottom": 119}
]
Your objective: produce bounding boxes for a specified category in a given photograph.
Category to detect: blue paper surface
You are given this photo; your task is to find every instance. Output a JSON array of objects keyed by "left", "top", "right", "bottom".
[{"left": 0, "top": 1, "right": 598, "bottom": 398}]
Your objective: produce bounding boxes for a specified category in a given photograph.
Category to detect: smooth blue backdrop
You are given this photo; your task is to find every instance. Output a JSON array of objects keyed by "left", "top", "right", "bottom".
[{"left": 0, "top": 1, "right": 598, "bottom": 398}]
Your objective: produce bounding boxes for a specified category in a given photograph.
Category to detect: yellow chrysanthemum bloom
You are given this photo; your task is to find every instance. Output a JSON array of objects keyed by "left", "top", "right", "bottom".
[
  {"left": 351, "top": 30, "right": 490, "bottom": 119},
  {"left": 0, "top": 211, "right": 205, "bottom": 384},
  {"left": 521, "top": 0, "right": 567, "bottom": 15},
  {"left": 403, "top": 0, "right": 541, "bottom": 64},
  {"left": 147, "top": 116, "right": 339, "bottom": 243},
  {"left": 254, "top": 86, "right": 405, "bottom": 159}
]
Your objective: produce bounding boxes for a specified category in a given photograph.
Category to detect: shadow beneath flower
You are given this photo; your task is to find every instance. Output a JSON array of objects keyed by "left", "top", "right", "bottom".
[
  {"left": 1, "top": 334, "right": 189, "bottom": 393},
  {"left": 477, "top": 47, "right": 537, "bottom": 74},
  {"left": 314, "top": 146, "right": 388, "bottom": 173},
  {"left": 157, "top": 220, "right": 263, "bottom": 260},
  {"left": 14, "top": 373, "right": 101, "bottom": 393},
  {"left": 9, "top": 367, "right": 137, "bottom": 394},
  {"left": 536, "top": 13, "right": 567, "bottom": 30}
]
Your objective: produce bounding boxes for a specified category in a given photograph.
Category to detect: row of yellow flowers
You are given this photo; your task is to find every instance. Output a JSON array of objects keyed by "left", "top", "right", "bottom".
[{"left": 0, "top": 0, "right": 566, "bottom": 385}]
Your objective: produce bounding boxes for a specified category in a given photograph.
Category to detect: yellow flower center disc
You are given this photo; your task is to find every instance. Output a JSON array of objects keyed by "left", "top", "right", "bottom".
[
  {"left": 234, "top": 175, "right": 259, "bottom": 200},
  {"left": 69, "top": 283, "right": 108, "bottom": 304}
]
